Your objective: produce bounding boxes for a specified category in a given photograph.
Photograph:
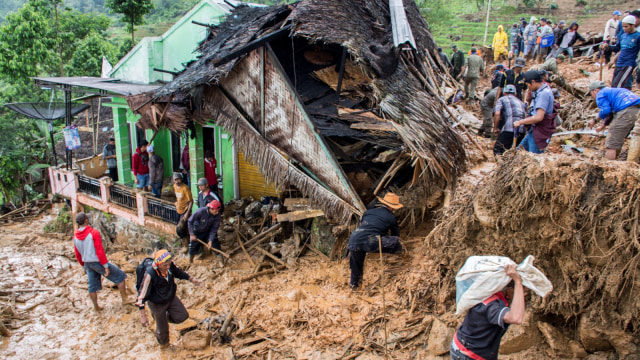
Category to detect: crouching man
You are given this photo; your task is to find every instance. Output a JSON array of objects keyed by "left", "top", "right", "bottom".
[
  {"left": 136, "top": 249, "right": 201, "bottom": 346},
  {"left": 451, "top": 264, "right": 525, "bottom": 360},
  {"left": 587, "top": 81, "right": 640, "bottom": 160},
  {"left": 73, "top": 212, "right": 131, "bottom": 310},
  {"left": 188, "top": 200, "right": 223, "bottom": 264},
  {"left": 347, "top": 193, "right": 403, "bottom": 290}
]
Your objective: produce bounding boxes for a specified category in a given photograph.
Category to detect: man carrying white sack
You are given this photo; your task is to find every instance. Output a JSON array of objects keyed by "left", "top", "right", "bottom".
[{"left": 450, "top": 256, "right": 552, "bottom": 360}]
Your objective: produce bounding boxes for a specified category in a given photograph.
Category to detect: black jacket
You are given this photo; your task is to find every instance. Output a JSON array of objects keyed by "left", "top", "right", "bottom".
[
  {"left": 348, "top": 207, "right": 399, "bottom": 252},
  {"left": 188, "top": 207, "right": 222, "bottom": 245},
  {"left": 196, "top": 190, "right": 223, "bottom": 212},
  {"left": 136, "top": 262, "right": 190, "bottom": 308},
  {"left": 555, "top": 24, "right": 585, "bottom": 47}
]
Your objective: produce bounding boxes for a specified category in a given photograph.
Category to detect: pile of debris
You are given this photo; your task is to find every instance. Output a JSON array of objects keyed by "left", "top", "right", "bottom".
[
  {"left": 0, "top": 200, "right": 52, "bottom": 226},
  {"left": 426, "top": 152, "right": 640, "bottom": 358}
]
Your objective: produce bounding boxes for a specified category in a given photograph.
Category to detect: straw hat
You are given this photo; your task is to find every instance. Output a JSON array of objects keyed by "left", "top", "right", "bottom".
[{"left": 377, "top": 192, "right": 403, "bottom": 210}]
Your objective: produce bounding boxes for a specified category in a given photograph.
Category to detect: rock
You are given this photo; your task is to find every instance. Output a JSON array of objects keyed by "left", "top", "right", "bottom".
[
  {"left": 584, "top": 352, "right": 617, "bottom": 360},
  {"left": 413, "top": 349, "right": 448, "bottom": 360},
  {"left": 182, "top": 329, "right": 211, "bottom": 350},
  {"left": 579, "top": 316, "right": 613, "bottom": 352},
  {"left": 355, "top": 354, "right": 385, "bottom": 360},
  {"left": 537, "top": 321, "right": 587, "bottom": 358},
  {"left": 426, "top": 318, "right": 454, "bottom": 356},
  {"left": 500, "top": 312, "right": 542, "bottom": 354}
]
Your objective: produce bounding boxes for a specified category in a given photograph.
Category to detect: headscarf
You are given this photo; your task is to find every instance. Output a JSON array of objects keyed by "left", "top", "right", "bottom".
[{"left": 152, "top": 249, "right": 172, "bottom": 277}]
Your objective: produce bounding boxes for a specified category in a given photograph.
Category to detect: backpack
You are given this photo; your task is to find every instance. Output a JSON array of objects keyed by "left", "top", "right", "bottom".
[{"left": 135, "top": 257, "right": 154, "bottom": 292}]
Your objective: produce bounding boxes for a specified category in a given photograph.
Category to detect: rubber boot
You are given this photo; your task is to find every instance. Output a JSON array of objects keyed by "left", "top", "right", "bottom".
[{"left": 189, "top": 254, "right": 194, "bottom": 264}]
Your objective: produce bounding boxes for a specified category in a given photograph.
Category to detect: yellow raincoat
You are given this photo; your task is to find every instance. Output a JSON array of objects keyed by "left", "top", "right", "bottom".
[{"left": 492, "top": 25, "right": 509, "bottom": 61}]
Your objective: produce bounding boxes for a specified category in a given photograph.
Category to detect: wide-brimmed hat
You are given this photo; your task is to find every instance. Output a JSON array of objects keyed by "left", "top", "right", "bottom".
[{"left": 377, "top": 192, "right": 403, "bottom": 210}]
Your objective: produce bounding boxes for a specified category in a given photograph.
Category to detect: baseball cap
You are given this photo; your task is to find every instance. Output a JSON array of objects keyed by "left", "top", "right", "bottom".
[
  {"left": 613, "top": 10, "right": 621, "bottom": 16},
  {"left": 197, "top": 178, "right": 208, "bottom": 186},
  {"left": 173, "top": 173, "right": 182, "bottom": 180},
  {"left": 471, "top": 47, "right": 478, "bottom": 52},
  {"left": 587, "top": 81, "right": 606, "bottom": 93},
  {"left": 514, "top": 57, "right": 526, "bottom": 68},
  {"left": 496, "top": 64, "right": 505, "bottom": 70},
  {"left": 504, "top": 84, "right": 517, "bottom": 94},
  {"left": 109, "top": 137, "right": 115, "bottom": 141},
  {"left": 523, "top": 70, "right": 542, "bottom": 83},
  {"left": 207, "top": 200, "right": 222, "bottom": 210},
  {"left": 559, "top": 20, "right": 566, "bottom": 25},
  {"left": 452, "top": 44, "right": 458, "bottom": 49}
]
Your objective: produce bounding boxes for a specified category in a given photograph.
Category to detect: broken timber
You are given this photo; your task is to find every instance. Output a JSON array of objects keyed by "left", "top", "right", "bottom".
[{"left": 276, "top": 209, "right": 324, "bottom": 222}]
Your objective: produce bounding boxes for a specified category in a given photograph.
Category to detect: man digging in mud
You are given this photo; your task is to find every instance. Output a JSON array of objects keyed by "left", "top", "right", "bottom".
[
  {"left": 587, "top": 81, "right": 640, "bottom": 160},
  {"left": 347, "top": 192, "right": 403, "bottom": 290},
  {"left": 188, "top": 199, "right": 224, "bottom": 264},
  {"left": 450, "top": 264, "right": 525, "bottom": 360},
  {"left": 136, "top": 249, "right": 201, "bottom": 346},
  {"left": 72, "top": 212, "right": 132, "bottom": 310}
]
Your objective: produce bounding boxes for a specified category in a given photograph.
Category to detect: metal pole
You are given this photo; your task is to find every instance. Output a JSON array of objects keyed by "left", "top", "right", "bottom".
[
  {"left": 483, "top": 0, "right": 492, "bottom": 47},
  {"left": 48, "top": 121, "right": 58, "bottom": 167},
  {"left": 65, "top": 88, "right": 72, "bottom": 170}
]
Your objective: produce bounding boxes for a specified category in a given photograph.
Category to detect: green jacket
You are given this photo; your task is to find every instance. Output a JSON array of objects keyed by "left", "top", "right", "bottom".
[
  {"left": 451, "top": 50, "right": 465, "bottom": 69},
  {"left": 464, "top": 54, "right": 485, "bottom": 78}
]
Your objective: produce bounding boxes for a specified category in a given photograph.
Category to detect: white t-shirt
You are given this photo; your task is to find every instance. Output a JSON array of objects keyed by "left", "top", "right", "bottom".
[{"left": 604, "top": 19, "right": 619, "bottom": 41}]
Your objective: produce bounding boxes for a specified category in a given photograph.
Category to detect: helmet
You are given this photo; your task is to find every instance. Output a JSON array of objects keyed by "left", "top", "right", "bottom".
[
  {"left": 514, "top": 57, "right": 526, "bottom": 68},
  {"left": 504, "top": 84, "right": 517, "bottom": 94}
]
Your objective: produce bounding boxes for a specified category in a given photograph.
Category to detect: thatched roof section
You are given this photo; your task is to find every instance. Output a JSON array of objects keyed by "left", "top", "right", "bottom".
[{"left": 127, "top": 0, "right": 467, "bottom": 220}]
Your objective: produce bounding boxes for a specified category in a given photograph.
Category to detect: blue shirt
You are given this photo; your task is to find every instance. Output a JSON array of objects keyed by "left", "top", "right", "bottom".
[
  {"left": 596, "top": 87, "right": 640, "bottom": 123},
  {"left": 611, "top": 30, "right": 640, "bottom": 67},
  {"left": 531, "top": 83, "right": 554, "bottom": 116}
]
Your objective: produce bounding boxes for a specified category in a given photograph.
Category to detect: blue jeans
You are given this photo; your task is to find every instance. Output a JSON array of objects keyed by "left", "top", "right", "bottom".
[
  {"left": 558, "top": 46, "right": 574, "bottom": 58},
  {"left": 84, "top": 262, "right": 127, "bottom": 293},
  {"left": 519, "top": 131, "right": 542, "bottom": 154},
  {"left": 151, "top": 182, "right": 162, "bottom": 198},
  {"left": 136, "top": 173, "right": 149, "bottom": 188}
]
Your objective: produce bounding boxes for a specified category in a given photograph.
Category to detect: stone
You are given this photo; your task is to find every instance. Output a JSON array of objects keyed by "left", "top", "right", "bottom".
[
  {"left": 579, "top": 316, "right": 613, "bottom": 353},
  {"left": 182, "top": 329, "right": 211, "bottom": 350},
  {"left": 538, "top": 321, "right": 587, "bottom": 358},
  {"left": 426, "top": 318, "right": 454, "bottom": 356},
  {"left": 355, "top": 354, "right": 385, "bottom": 360},
  {"left": 500, "top": 311, "right": 542, "bottom": 354}
]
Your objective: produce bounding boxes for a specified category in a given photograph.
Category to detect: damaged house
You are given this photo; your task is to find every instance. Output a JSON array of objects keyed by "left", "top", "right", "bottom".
[{"left": 128, "top": 0, "right": 467, "bottom": 224}]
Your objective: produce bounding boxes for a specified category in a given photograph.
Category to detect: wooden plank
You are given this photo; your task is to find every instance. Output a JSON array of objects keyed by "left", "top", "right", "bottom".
[
  {"left": 350, "top": 122, "right": 396, "bottom": 132},
  {"left": 255, "top": 247, "right": 289, "bottom": 268},
  {"left": 77, "top": 126, "right": 94, "bottom": 132},
  {"left": 283, "top": 198, "right": 310, "bottom": 207},
  {"left": 276, "top": 209, "right": 324, "bottom": 222}
]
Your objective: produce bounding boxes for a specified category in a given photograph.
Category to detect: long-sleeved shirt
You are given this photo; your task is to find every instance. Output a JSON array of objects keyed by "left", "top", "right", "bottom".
[
  {"left": 73, "top": 226, "right": 108, "bottom": 266},
  {"left": 181, "top": 146, "right": 190, "bottom": 172},
  {"left": 148, "top": 154, "right": 164, "bottom": 185},
  {"left": 439, "top": 52, "right": 452, "bottom": 68},
  {"left": 136, "top": 262, "right": 190, "bottom": 309},
  {"left": 188, "top": 207, "right": 221, "bottom": 245},
  {"left": 348, "top": 207, "right": 399, "bottom": 252},
  {"left": 102, "top": 144, "right": 117, "bottom": 168},
  {"left": 523, "top": 23, "right": 538, "bottom": 44},
  {"left": 451, "top": 50, "right": 465, "bottom": 70},
  {"left": 204, "top": 158, "right": 218, "bottom": 186},
  {"left": 596, "top": 87, "right": 640, "bottom": 124},
  {"left": 604, "top": 19, "right": 620, "bottom": 41},
  {"left": 610, "top": 30, "right": 640, "bottom": 67},
  {"left": 495, "top": 94, "right": 527, "bottom": 132},
  {"left": 464, "top": 54, "right": 485, "bottom": 78},
  {"left": 132, "top": 148, "right": 149, "bottom": 176}
]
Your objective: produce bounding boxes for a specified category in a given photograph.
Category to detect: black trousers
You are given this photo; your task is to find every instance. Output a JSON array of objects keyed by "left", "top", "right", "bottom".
[
  {"left": 349, "top": 236, "right": 402, "bottom": 289},
  {"left": 147, "top": 296, "right": 189, "bottom": 345},
  {"left": 189, "top": 230, "right": 221, "bottom": 256},
  {"left": 493, "top": 131, "right": 524, "bottom": 155},
  {"left": 108, "top": 167, "right": 118, "bottom": 182}
]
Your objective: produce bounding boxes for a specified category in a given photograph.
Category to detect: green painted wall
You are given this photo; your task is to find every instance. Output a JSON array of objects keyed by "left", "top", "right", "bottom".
[
  {"left": 109, "top": 0, "right": 227, "bottom": 83},
  {"left": 215, "top": 126, "right": 235, "bottom": 202},
  {"left": 108, "top": 98, "right": 134, "bottom": 185}
]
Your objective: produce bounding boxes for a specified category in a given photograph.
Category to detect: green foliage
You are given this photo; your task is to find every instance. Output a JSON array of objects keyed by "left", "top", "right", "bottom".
[
  {"left": 44, "top": 203, "right": 72, "bottom": 233},
  {"left": 576, "top": 0, "right": 587, "bottom": 6},
  {"left": 0, "top": 1, "right": 56, "bottom": 84},
  {"left": 106, "top": 0, "right": 154, "bottom": 43},
  {"left": 415, "top": 0, "right": 455, "bottom": 34},
  {"left": 522, "top": 0, "right": 536, "bottom": 8},
  {"left": 66, "top": 31, "right": 116, "bottom": 76}
]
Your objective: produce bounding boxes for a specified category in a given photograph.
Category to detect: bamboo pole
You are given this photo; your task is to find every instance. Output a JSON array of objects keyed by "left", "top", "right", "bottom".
[
  {"left": 378, "top": 236, "right": 388, "bottom": 356},
  {"left": 483, "top": 0, "right": 492, "bottom": 47},
  {"left": 191, "top": 238, "right": 230, "bottom": 259},
  {"left": 220, "top": 294, "right": 245, "bottom": 335}
]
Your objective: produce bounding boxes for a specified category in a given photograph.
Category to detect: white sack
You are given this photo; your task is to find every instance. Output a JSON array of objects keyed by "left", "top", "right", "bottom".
[{"left": 455, "top": 255, "right": 553, "bottom": 315}]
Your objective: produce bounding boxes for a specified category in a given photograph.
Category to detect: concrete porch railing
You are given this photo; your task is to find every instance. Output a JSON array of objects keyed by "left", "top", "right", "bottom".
[{"left": 48, "top": 166, "right": 178, "bottom": 235}]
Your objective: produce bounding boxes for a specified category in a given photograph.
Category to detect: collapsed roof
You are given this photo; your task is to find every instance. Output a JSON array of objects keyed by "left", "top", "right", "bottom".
[{"left": 127, "top": 0, "right": 467, "bottom": 222}]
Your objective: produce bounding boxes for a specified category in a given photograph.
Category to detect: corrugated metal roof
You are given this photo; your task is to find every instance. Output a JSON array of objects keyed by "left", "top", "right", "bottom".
[
  {"left": 32, "top": 77, "right": 160, "bottom": 96},
  {"left": 390, "top": 0, "right": 417, "bottom": 49}
]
